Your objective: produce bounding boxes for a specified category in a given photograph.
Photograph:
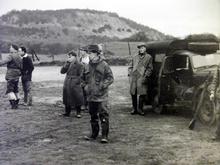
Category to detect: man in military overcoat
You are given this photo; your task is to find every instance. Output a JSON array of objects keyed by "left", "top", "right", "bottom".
[{"left": 128, "top": 43, "right": 153, "bottom": 115}]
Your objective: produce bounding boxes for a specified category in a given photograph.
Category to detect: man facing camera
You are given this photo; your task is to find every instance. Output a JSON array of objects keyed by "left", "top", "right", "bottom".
[
  {"left": 83, "top": 45, "right": 114, "bottom": 143},
  {"left": 19, "top": 46, "right": 34, "bottom": 106},
  {"left": 128, "top": 43, "right": 153, "bottom": 115}
]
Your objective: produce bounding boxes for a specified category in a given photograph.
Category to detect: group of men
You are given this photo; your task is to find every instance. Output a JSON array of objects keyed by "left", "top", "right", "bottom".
[
  {"left": 0, "top": 44, "right": 34, "bottom": 109},
  {"left": 59, "top": 42, "right": 153, "bottom": 143},
  {"left": 60, "top": 44, "right": 114, "bottom": 143},
  {"left": 2, "top": 42, "right": 219, "bottom": 143},
  {"left": 0, "top": 42, "right": 152, "bottom": 144}
]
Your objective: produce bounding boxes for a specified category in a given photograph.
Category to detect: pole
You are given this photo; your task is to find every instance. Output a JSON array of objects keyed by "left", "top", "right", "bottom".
[{"left": 128, "top": 42, "right": 131, "bottom": 56}]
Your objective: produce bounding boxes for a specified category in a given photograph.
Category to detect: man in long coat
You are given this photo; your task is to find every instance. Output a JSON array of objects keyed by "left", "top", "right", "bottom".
[
  {"left": 128, "top": 43, "right": 153, "bottom": 115},
  {"left": 61, "top": 51, "right": 84, "bottom": 118}
]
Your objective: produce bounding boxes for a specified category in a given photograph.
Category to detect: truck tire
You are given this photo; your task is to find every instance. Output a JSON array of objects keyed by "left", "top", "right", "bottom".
[{"left": 197, "top": 94, "right": 216, "bottom": 126}]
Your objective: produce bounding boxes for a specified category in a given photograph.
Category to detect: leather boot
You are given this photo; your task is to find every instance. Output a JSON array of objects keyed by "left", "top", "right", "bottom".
[
  {"left": 9, "top": 100, "right": 17, "bottom": 109},
  {"left": 63, "top": 106, "right": 71, "bottom": 117},
  {"left": 131, "top": 94, "right": 138, "bottom": 115},
  {"left": 76, "top": 106, "right": 82, "bottom": 118},
  {"left": 15, "top": 99, "right": 19, "bottom": 108},
  {"left": 85, "top": 122, "right": 99, "bottom": 140},
  {"left": 101, "top": 119, "right": 109, "bottom": 143},
  {"left": 138, "top": 95, "right": 145, "bottom": 116},
  {"left": 24, "top": 93, "right": 27, "bottom": 104},
  {"left": 27, "top": 93, "right": 33, "bottom": 106}
]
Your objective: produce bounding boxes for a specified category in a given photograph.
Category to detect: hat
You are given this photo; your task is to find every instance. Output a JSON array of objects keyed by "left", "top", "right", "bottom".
[
  {"left": 79, "top": 46, "right": 87, "bottom": 51},
  {"left": 11, "top": 44, "right": 19, "bottom": 51},
  {"left": 137, "top": 43, "right": 147, "bottom": 49},
  {"left": 68, "top": 51, "right": 77, "bottom": 57},
  {"left": 87, "top": 45, "right": 101, "bottom": 54}
]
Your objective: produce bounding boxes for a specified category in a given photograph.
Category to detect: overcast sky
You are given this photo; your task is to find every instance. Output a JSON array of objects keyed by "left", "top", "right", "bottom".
[{"left": 0, "top": 0, "right": 219, "bottom": 37}]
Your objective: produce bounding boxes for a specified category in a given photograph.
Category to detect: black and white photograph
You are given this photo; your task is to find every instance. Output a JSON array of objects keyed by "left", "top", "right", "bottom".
[{"left": 0, "top": 0, "right": 220, "bottom": 164}]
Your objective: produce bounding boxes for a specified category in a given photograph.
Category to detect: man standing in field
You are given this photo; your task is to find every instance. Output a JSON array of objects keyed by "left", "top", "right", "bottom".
[
  {"left": 61, "top": 51, "right": 84, "bottom": 118},
  {"left": 0, "top": 44, "right": 22, "bottom": 109},
  {"left": 79, "top": 47, "right": 90, "bottom": 111},
  {"left": 128, "top": 43, "right": 153, "bottom": 115},
  {"left": 19, "top": 46, "right": 34, "bottom": 106},
  {"left": 83, "top": 45, "right": 114, "bottom": 143}
]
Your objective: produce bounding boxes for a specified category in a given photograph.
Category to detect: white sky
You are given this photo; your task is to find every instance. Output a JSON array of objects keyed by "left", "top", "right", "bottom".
[{"left": 0, "top": 0, "right": 219, "bottom": 37}]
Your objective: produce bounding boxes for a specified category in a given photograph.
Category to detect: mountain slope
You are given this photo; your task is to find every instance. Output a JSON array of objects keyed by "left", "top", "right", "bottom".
[{"left": 0, "top": 9, "right": 171, "bottom": 53}]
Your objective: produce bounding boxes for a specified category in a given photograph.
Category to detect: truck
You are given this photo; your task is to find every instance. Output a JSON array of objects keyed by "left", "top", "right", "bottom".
[{"left": 145, "top": 34, "right": 220, "bottom": 126}]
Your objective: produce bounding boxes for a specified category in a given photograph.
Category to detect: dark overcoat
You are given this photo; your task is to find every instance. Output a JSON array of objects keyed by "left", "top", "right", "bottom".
[
  {"left": 61, "top": 61, "right": 84, "bottom": 106},
  {"left": 128, "top": 53, "right": 153, "bottom": 95}
]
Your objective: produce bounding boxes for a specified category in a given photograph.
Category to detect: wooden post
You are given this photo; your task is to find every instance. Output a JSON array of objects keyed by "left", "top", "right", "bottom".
[{"left": 128, "top": 42, "right": 131, "bottom": 56}]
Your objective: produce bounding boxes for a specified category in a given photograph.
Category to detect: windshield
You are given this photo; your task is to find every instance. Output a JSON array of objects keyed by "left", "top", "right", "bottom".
[{"left": 192, "top": 53, "right": 220, "bottom": 68}]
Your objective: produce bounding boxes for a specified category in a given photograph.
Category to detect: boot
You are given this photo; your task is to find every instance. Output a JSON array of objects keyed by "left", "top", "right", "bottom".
[
  {"left": 15, "top": 99, "right": 20, "bottom": 105},
  {"left": 100, "top": 120, "right": 109, "bottom": 143},
  {"left": 24, "top": 93, "right": 28, "bottom": 104},
  {"left": 9, "top": 100, "right": 17, "bottom": 109},
  {"left": 131, "top": 94, "right": 138, "bottom": 115},
  {"left": 84, "top": 122, "right": 99, "bottom": 140},
  {"left": 76, "top": 106, "right": 82, "bottom": 118},
  {"left": 211, "top": 135, "right": 220, "bottom": 141},
  {"left": 130, "top": 109, "right": 138, "bottom": 115},
  {"left": 138, "top": 95, "right": 145, "bottom": 116},
  {"left": 63, "top": 106, "right": 71, "bottom": 117},
  {"left": 13, "top": 99, "right": 19, "bottom": 109},
  {"left": 27, "top": 93, "right": 33, "bottom": 106}
]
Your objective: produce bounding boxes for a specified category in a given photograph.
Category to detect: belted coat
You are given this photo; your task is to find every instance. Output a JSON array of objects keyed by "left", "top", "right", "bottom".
[
  {"left": 128, "top": 53, "right": 153, "bottom": 95},
  {"left": 61, "top": 61, "right": 84, "bottom": 106}
]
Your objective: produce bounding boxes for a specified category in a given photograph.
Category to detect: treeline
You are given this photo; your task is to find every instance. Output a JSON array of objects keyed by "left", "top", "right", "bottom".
[
  {"left": 121, "top": 31, "right": 174, "bottom": 42},
  {"left": 0, "top": 9, "right": 119, "bottom": 26},
  {"left": 0, "top": 41, "right": 78, "bottom": 54}
]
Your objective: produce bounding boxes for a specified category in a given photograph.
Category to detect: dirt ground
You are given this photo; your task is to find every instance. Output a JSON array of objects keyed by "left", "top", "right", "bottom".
[{"left": 1, "top": 66, "right": 220, "bottom": 165}]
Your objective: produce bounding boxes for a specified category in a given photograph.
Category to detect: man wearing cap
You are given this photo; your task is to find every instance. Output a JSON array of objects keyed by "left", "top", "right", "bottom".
[
  {"left": 61, "top": 51, "right": 84, "bottom": 118},
  {"left": 83, "top": 45, "right": 114, "bottom": 143},
  {"left": 128, "top": 43, "right": 153, "bottom": 115}
]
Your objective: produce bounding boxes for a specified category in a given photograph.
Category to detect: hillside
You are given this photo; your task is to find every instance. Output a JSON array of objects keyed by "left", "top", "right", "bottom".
[{"left": 0, "top": 9, "right": 171, "bottom": 54}]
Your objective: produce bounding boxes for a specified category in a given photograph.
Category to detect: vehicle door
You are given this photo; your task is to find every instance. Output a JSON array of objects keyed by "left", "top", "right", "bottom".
[{"left": 158, "top": 56, "right": 176, "bottom": 104}]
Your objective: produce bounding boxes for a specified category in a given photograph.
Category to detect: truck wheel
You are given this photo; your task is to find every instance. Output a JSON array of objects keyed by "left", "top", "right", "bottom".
[{"left": 198, "top": 96, "right": 216, "bottom": 126}]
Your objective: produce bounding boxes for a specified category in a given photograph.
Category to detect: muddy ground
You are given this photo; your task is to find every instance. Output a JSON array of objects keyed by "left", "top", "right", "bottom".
[{"left": 0, "top": 66, "right": 220, "bottom": 165}]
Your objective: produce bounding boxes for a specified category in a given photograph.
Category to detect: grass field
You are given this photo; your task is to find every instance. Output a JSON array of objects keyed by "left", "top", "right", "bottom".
[{"left": 1, "top": 66, "right": 220, "bottom": 165}]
